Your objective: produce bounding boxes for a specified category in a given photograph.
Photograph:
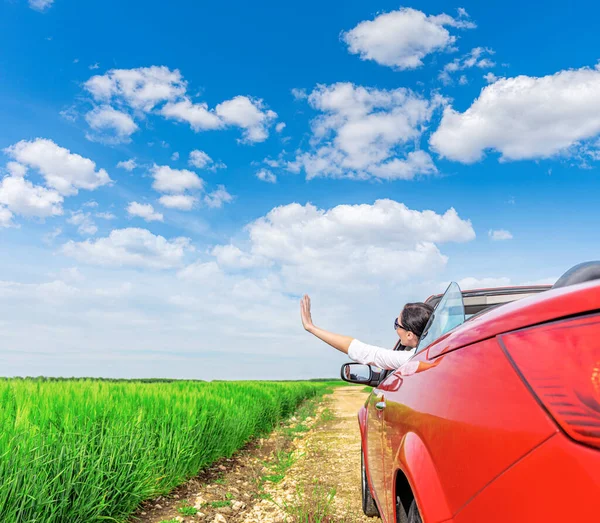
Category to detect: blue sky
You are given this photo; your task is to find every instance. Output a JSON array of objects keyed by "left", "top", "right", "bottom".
[{"left": 1, "top": 0, "right": 599, "bottom": 379}]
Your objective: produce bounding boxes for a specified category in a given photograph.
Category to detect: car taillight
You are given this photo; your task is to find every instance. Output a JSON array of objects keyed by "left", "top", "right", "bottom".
[{"left": 500, "top": 313, "right": 600, "bottom": 450}]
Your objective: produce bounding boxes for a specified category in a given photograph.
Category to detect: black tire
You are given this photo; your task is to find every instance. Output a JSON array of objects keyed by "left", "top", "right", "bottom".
[
  {"left": 408, "top": 500, "right": 422, "bottom": 523},
  {"left": 396, "top": 494, "right": 408, "bottom": 523},
  {"left": 361, "top": 447, "right": 380, "bottom": 517}
]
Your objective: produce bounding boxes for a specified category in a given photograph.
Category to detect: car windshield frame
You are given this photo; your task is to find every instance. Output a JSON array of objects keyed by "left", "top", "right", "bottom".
[{"left": 415, "top": 282, "right": 466, "bottom": 354}]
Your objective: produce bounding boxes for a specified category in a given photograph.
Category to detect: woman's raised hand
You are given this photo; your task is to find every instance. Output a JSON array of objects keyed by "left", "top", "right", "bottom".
[{"left": 300, "top": 294, "right": 315, "bottom": 332}]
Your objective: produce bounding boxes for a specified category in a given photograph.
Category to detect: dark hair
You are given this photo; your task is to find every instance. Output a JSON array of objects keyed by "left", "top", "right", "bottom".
[{"left": 400, "top": 302, "right": 434, "bottom": 338}]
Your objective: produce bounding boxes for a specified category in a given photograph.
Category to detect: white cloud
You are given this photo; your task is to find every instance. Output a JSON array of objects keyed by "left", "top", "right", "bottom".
[
  {"left": 342, "top": 7, "right": 475, "bottom": 70},
  {"left": 62, "top": 228, "right": 193, "bottom": 269},
  {"left": 457, "top": 276, "right": 512, "bottom": 289},
  {"left": 176, "top": 260, "right": 223, "bottom": 283},
  {"left": 4, "top": 139, "right": 111, "bottom": 196},
  {"left": 0, "top": 206, "right": 13, "bottom": 227},
  {"left": 171, "top": 152, "right": 180, "bottom": 161},
  {"left": 203, "top": 185, "right": 233, "bottom": 208},
  {"left": 430, "top": 64, "right": 600, "bottom": 162},
  {"left": 127, "top": 202, "right": 164, "bottom": 222},
  {"left": 117, "top": 159, "right": 137, "bottom": 171},
  {"left": 275, "top": 122, "right": 286, "bottom": 133},
  {"left": 163, "top": 95, "right": 277, "bottom": 143},
  {"left": 67, "top": 211, "right": 98, "bottom": 235},
  {"left": 209, "top": 200, "right": 474, "bottom": 292},
  {"left": 439, "top": 47, "right": 496, "bottom": 85},
  {"left": 83, "top": 200, "right": 98, "bottom": 208},
  {"left": 210, "top": 244, "right": 270, "bottom": 269},
  {"left": 84, "top": 66, "right": 187, "bottom": 112},
  {"left": 290, "top": 83, "right": 443, "bottom": 180},
  {"left": 187, "top": 149, "right": 227, "bottom": 172},
  {"left": 42, "top": 226, "right": 62, "bottom": 243},
  {"left": 484, "top": 72, "right": 498, "bottom": 83},
  {"left": 59, "top": 106, "right": 79, "bottom": 123},
  {"left": 488, "top": 229, "right": 513, "bottom": 241},
  {"left": 85, "top": 106, "right": 139, "bottom": 144},
  {"left": 263, "top": 158, "right": 281, "bottom": 168},
  {"left": 188, "top": 150, "right": 213, "bottom": 169},
  {"left": 215, "top": 96, "right": 278, "bottom": 143},
  {"left": 150, "top": 164, "right": 204, "bottom": 194},
  {"left": 158, "top": 194, "right": 197, "bottom": 210},
  {"left": 96, "top": 211, "right": 116, "bottom": 220},
  {"left": 28, "top": 0, "right": 53, "bottom": 11},
  {"left": 452, "top": 274, "right": 556, "bottom": 290},
  {"left": 89, "top": 63, "right": 100, "bottom": 70},
  {"left": 291, "top": 88, "right": 307, "bottom": 100},
  {"left": 0, "top": 174, "right": 63, "bottom": 218},
  {"left": 7, "top": 162, "right": 27, "bottom": 177},
  {"left": 0, "top": 280, "right": 80, "bottom": 304},
  {"left": 256, "top": 168, "right": 276, "bottom": 183},
  {"left": 82, "top": 67, "right": 278, "bottom": 143},
  {"left": 161, "top": 98, "right": 223, "bottom": 131}
]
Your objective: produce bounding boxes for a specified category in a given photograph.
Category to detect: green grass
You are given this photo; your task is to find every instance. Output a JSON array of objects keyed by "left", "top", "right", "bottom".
[
  {"left": 320, "top": 408, "right": 335, "bottom": 422},
  {"left": 281, "top": 479, "right": 361, "bottom": 523},
  {"left": 261, "top": 449, "right": 297, "bottom": 484},
  {"left": 0, "top": 378, "right": 339, "bottom": 523},
  {"left": 177, "top": 504, "right": 198, "bottom": 516},
  {"left": 280, "top": 396, "right": 321, "bottom": 440},
  {"left": 209, "top": 500, "right": 232, "bottom": 508},
  {"left": 282, "top": 480, "right": 339, "bottom": 522}
]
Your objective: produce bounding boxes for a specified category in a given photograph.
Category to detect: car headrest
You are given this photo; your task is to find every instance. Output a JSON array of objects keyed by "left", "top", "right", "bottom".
[{"left": 552, "top": 261, "right": 600, "bottom": 289}]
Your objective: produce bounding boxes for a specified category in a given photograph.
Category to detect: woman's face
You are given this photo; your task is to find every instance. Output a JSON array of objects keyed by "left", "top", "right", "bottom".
[{"left": 395, "top": 311, "right": 419, "bottom": 348}]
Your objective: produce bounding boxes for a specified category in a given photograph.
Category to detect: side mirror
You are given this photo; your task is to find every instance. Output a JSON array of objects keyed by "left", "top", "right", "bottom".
[{"left": 340, "top": 363, "right": 372, "bottom": 384}]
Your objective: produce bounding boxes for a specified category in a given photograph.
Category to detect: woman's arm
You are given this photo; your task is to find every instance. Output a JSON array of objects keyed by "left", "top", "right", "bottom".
[
  {"left": 301, "top": 295, "right": 422, "bottom": 371},
  {"left": 300, "top": 295, "right": 354, "bottom": 354},
  {"left": 348, "top": 339, "right": 414, "bottom": 369}
]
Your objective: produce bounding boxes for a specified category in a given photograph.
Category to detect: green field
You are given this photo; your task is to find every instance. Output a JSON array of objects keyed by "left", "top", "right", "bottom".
[{"left": 0, "top": 377, "right": 339, "bottom": 523}]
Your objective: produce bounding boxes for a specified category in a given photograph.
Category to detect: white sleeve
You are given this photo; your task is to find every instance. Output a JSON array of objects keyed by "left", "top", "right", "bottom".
[{"left": 347, "top": 339, "right": 415, "bottom": 370}]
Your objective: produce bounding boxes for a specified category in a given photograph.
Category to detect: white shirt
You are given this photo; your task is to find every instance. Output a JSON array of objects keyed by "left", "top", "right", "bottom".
[{"left": 348, "top": 338, "right": 417, "bottom": 371}]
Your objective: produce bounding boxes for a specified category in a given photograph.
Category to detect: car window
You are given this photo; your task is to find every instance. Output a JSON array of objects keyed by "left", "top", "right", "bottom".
[{"left": 416, "top": 282, "right": 465, "bottom": 353}]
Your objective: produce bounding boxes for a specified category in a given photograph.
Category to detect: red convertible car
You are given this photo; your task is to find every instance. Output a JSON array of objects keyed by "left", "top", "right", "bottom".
[{"left": 341, "top": 262, "right": 600, "bottom": 522}]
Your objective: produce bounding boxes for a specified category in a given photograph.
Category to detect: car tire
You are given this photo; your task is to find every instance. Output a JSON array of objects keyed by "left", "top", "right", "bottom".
[
  {"left": 361, "top": 447, "right": 380, "bottom": 517},
  {"left": 396, "top": 495, "right": 408, "bottom": 523},
  {"left": 407, "top": 500, "right": 422, "bottom": 523}
]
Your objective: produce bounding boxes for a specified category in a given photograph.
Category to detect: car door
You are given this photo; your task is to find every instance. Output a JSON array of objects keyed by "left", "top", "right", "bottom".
[
  {"left": 379, "top": 282, "right": 466, "bottom": 520},
  {"left": 378, "top": 351, "right": 431, "bottom": 521},
  {"left": 365, "top": 381, "right": 387, "bottom": 514}
]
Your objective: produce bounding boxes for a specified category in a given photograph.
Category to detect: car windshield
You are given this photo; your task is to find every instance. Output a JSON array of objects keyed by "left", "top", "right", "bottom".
[{"left": 416, "top": 282, "right": 465, "bottom": 352}]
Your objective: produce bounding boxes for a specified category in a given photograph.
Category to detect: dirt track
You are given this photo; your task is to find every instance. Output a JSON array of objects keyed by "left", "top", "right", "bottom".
[{"left": 130, "top": 386, "right": 378, "bottom": 523}]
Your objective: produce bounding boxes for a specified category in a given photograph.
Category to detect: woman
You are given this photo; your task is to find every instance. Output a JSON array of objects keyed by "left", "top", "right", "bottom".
[{"left": 300, "top": 295, "right": 433, "bottom": 370}]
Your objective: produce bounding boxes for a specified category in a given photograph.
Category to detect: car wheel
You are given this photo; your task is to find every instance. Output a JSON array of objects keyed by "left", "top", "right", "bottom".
[
  {"left": 396, "top": 495, "right": 408, "bottom": 523},
  {"left": 407, "top": 500, "right": 422, "bottom": 523},
  {"left": 361, "top": 447, "right": 380, "bottom": 517}
]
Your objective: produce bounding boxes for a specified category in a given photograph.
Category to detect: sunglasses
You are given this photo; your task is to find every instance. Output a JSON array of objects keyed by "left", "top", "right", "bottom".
[{"left": 394, "top": 318, "right": 407, "bottom": 331}]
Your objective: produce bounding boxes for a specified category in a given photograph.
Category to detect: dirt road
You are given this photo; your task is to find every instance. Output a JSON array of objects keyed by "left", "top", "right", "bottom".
[{"left": 130, "top": 386, "right": 378, "bottom": 523}]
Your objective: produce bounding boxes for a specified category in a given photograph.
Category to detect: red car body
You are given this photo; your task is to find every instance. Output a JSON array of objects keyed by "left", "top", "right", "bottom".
[{"left": 358, "top": 279, "right": 600, "bottom": 522}]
